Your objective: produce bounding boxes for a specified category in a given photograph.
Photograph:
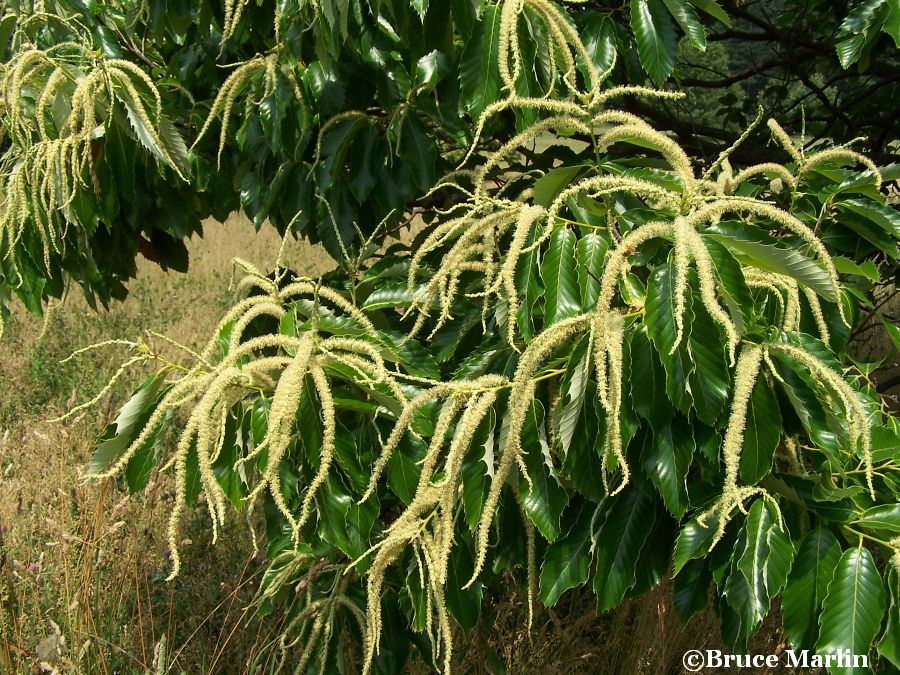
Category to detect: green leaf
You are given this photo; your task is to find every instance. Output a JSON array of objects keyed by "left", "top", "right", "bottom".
[
  {"left": 723, "top": 499, "right": 795, "bottom": 640},
  {"left": 629, "top": 327, "right": 673, "bottom": 432},
  {"left": 816, "top": 547, "right": 886, "bottom": 673},
  {"left": 398, "top": 114, "right": 438, "bottom": 193},
  {"left": 317, "top": 474, "right": 378, "bottom": 562},
  {"left": 561, "top": 381, "right": 606, "bottom": 502},
  {"left": 519, "top": 401, "right": 568, "bottom": 541},
  {"left": 673, "top": 515, "right": 719, "bottom": 574},
  {"left": 782, "top": 528, "right": 842, "bottom": 651},
  {"left": 702, "top": 236, "right": 752, "bottom": 335},
  {"left": 533, "top": 166, "right": 585, "bottom": 207},
  {"left": 362, "top": 283, "right": 423, "bottom": 310},
  {"left": 687, "top": 291, "right": 730, "bottom": 425},
  {"left": 593, "top": 487, "right": 656, "bottom": 611},
  {"left": 575, "top": 233, "right": 608, "bottom": 310},
  {"left": 459, "top": 4, "right": 502, "bottom": 121},
  {"left": 879, "top": 315, "right": 900, "bottom": 355},
  {"left": 554, "top": 335, "right": 590, "bottom": 457},
  {"left": 387, "top": 434, "right": 427, "bottom": 505},
  {"left": 445, "top": 530, "right": 483, "bottom": 632},
  {"left": 461, "top": 410, "right": 494, "bottom": 532},
  {"left": 630, "top": 0, "right": 677, "bottom": 85},
  {"left": 836, "top": 32, "right": 870, "bottom": 69},
  {"left": 879, "top": 566, "right": 900, "bottom": 667},
  {"left": 348, "top": 124, "right": 381, "bottom": 202},
  {"left": 410, "top": 0, "right": 429, "bottom": 21},
  {"left": 10, "top": 257, "right": 47, "bottom": 317},
  {"left": 706, "top": 233, "right": 837, "bottom": 302},
  {"left": 581, "top": 14, "right": 617, "bottom": 73},
  {"left": 886, "top": 0, "right": 900, "bottom": 47},
  {"left": 689, "top": 0, "right": 731, "bottom": 26},
  {"left": 662, "top": 0, "right": 707, "bottom": 51},
  {"left": 836, "top": 0, "right": 888, "bottom": 67},
  {"left": 541, "top": 227, "right": 580, "bottom": 327},
  {"left": 833, "top": 256, "right": 881, "bottom": 281},
  {"left": 642, "top": 421, "right": 693, "bottom": 518},
  {"left": 89, "top": 374, "right": 166, "bottom": 476},
  {"left": 838, "top": 198, "right": 900, "bottom": 238},
  {"left": 645, "top": 261, "right": 693, "bottom": 413},
  {"left": 157, "top": 114, "right": 192, "bottom": 179},
  {"left": 739, "top": 375, "right": 781, "bottom": 485},
  {"left": 114, "top": 82, "right": 189, "bottom": 179},
  {"left": 212, "top": 408, "right": 248, "bottom": 509},
  {"left": 515, "top": 224, "right": 544, "bottom": 342},
  {"left": 673, "top": 558, "right": 711, "bottom": 623},
  {"left": 853, "top": 503, "right": 900, "bottom": 534},
  {"left": 539, "top": 501, "right": 593, "bottom": 606}
]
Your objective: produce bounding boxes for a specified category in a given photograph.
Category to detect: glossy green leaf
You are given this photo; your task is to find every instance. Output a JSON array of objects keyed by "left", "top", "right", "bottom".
[
  {"left": 645, "top": 261, "right": 694, "bottom": 414},
  {"left": 723, "top": 499, "right": 794, "bottom": 640},
  {"left": 689, "top": 0, "right": 731, "bottom": 26},
  {"left": 445, "top": 531, "right": 483, "bottom": 632},
  {"left": 581, "top": 14, "right": 617, "bottom": 73},
  {"left": 592, "top": 487, "right": 656, "bottom": 611},
  {"left": 833, "top": 256, "right": 881, "bottom": 281},
  {"left": 816, "top": 547, "right": 886, "bottom": 673},
  {"left": 515, "top": 223, "right": 545, "bottom": 342},
  {"left": 673, "top": 558, "right": 711, "bottom": 623},
  {"left": 662, "top": 0, "right": 707, "bottom": 51},
  {"left": 539, "top": 501, "right": 593, "bottom": 606},
  {"left": 702, "top": 236, "right": 752, "bottom": 335},
  {"left": 629, "top": 328, "right": 673, "bottom": 434},
  {"left": 533, "top": 166, "right": 585, "bottom": 207},
  {"left": 782, "top": 528, "right": 842, "bottom": 651},
  {"left": 519, "top": 401, "right": 568, "bottom": 541},
  {"left": 687, "top": 293, "right": 730, "bottom": 425},
  {"left": 554, "top": 335, "right": 590, "bottom": 457},
  {"left": 836, "top": 0, "right": 888, "bottom": 67},
  {"left": 739, "top": 375, "right": 781, "bottom": 485},
  {"left": 886, "top": 0, "right": 900, "bottom": 47},
  {"left": 576, "top": 233, "right": 608, "bottom": 310},
  {"left": 541, "top": 227, "right": 580, "bottom": 327},
  {"left": 838, "top": 197, "right": 900, "bottom": 238},
  {"left": 673, "top": 514, "right": 719, "bottom": 574},
  {"left": 459, "top": 4, "right": 502, "bottom": 120},
  {"left": 461, "top": 410, "right": 495, "bottom": 532},
  {"left": 642, "top": 421, "right": 693, "bottom": 518},
  {"left": 630, "top": 0, "right": 677, "bottom": 85},
  {"left": 707, "top": 233, "right": 837, "bottom": 302},
  {"left": 853, "top": 503, "right": 900, "bottom": 534},
  {"left": 878, "top": 566, "right": 900, "bottom": 667},
  {"left": 89, "top": 374, "right": 166, "bottom": 476}
]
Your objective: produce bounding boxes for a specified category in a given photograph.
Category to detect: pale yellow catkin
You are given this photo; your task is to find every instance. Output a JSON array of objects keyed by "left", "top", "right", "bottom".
[
  {"left": 699, "top": 344, "right": 764, "bottom": 548},
  {"left": 468, "top": 313, "right": 593, "bottom": 587}
]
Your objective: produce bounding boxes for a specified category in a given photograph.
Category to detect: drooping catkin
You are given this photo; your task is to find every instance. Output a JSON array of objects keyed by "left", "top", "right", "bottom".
[
  {"left": 687, "top": 199, "right": 847, "bottom": 326},
  {"left": 699, "top": 343, "right": 764, "bottom": 548},
  {"left": 295, "top": 365, "right": 336, "bottom": 530},
  {"left": 243, "top": 336, "right": 315, "bottom": 545},
  {"left": 467, "top": 313, "right": 593, "bottom": 587},
  {"left": 802, "top": 287, "right": 831, "bottom": 346},
  {"left": 599, "top": 313, "right": 629, "bottom": 495},
  {"left": 768, "top": 343, "right": 873, "bottom": 496}
]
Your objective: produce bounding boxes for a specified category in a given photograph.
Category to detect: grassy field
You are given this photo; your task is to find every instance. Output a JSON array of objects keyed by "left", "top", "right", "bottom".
[{"left": 0, "top": 216, "right": 793, "bottom": 674}]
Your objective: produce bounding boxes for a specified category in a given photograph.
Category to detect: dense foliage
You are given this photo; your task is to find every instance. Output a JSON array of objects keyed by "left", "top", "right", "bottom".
[
  {"left": 2, "top": 0, "right": 898, "bottom": 326},
  {"left": 3, "top": 1, "right": 900, "bottom": 673}
]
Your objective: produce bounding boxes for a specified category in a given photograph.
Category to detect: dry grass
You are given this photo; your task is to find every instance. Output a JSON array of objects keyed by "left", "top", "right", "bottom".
[{"left": 0, "top": 215, "right": 807, "bottom": 674}]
